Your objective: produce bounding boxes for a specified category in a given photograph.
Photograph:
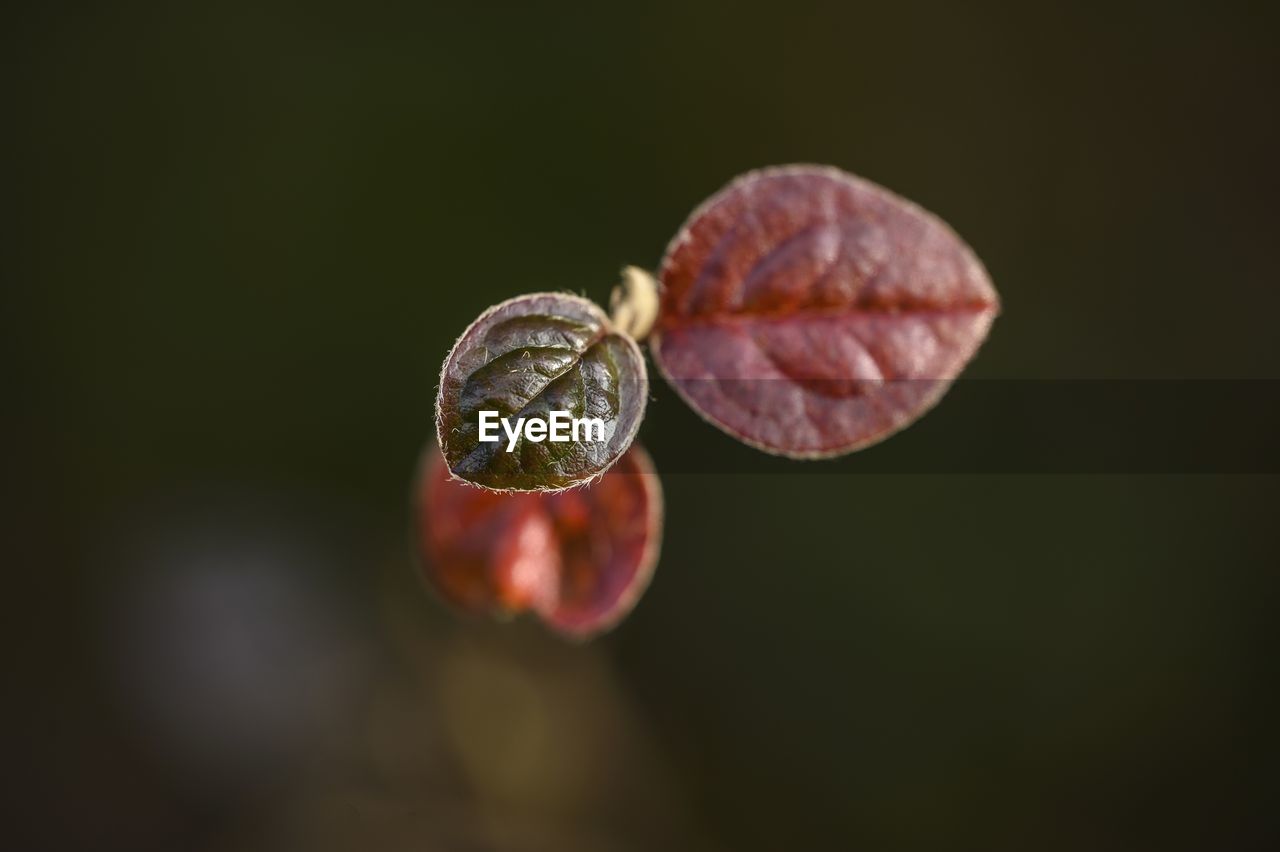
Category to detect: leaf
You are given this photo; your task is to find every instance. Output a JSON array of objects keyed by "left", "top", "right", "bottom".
[
  {"left": 415, "top": 442, "right": 663, "bottom": 638},
  {"left": 436, "top": 293, "right": 648, "bottom": 491},
  {"left": 651, "top": 165, "right": 1000, "bottom": 458}
]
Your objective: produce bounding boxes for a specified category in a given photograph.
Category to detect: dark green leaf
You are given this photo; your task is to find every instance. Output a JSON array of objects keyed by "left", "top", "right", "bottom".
[{"left": 436, "top": 293, "right": 648, "bottom": 491}]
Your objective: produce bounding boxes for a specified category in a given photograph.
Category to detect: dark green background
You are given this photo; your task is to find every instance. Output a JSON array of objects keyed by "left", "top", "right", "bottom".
[{"left": 10, "top": 1, "right": 1279, "bottom": 850}]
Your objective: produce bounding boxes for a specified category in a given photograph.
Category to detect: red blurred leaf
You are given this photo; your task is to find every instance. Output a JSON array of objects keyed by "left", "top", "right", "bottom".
[
  {"left": 415, "top": 443, "right": 663, "bottom": 639},
  {"left": 652, "top": 165, "right": 1000, "bottom": 458}
]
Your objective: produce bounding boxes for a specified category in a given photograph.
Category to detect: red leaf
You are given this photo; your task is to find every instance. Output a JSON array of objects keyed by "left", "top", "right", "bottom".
[
  {"left": 415, "top": 443, "right": 663, "bottom": 639},
  {"left": 651, "top": 165, "right": 1000, "bottom": 458}
]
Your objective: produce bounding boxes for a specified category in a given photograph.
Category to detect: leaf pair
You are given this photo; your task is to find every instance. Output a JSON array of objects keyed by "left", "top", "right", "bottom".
[
  {"left": 422, "top": 165, "right": 1000, "bottom": 638},
  {"left": 436, "top": 165, "right": 1000, "bottom": 492}
]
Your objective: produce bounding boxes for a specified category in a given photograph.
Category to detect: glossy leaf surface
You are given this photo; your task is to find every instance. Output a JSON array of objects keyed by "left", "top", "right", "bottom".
[
  {"left": 652, "top": 165, "right": 1000, "bottom": 458},
  {"left": 416, "top": 443, "right": 662, "bottom": 638},
  {"left": 436, "top": 293, "right": 648, "bottom": 491}
]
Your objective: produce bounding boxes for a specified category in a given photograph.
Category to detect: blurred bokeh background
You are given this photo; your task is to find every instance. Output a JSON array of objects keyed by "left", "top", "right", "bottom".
[{"left": 8, "top": 1, "right": 1279, "bottom": 849}]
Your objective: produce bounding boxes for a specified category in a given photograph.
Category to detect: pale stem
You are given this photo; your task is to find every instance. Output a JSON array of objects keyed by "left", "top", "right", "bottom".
[{"left": 609, "top": 266, "right": 660, "bottom": 342}]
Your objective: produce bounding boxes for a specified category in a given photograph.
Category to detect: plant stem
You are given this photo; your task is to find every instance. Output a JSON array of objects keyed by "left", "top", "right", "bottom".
[{"left": 609, "top": 266, "right": 660, "bottom": 342}]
